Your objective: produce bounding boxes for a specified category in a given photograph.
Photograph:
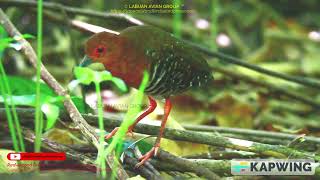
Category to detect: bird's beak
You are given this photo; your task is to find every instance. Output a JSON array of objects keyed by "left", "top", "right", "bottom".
[{"left": 79, "top": 55, "right": 93, "bottom": 67}]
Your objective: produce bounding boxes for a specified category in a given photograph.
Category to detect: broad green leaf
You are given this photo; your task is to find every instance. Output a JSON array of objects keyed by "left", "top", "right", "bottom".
[
  {"left": 98, "top": 71, "right": 112, "bottom": 82},
  {"left": 0, "top": 95, "right": 65, "bottom": 106},
  {"left": 70, "top": 96, "right": 87, "bottom": 113},
  {"left": 111, "top": 77, "right": 128, "bottom": 92},
  {"left": 74, "top": 67, "right": 95, "bottom": 85},
  {"left": 0, "top": 94, "right": 86, "bottom": 113},
  {"left": 45, "top": 96, "right": 65, "bottom": 104},
  {"left": 74, "top": 67, "right": 127, "bottom": 91},
  {"left": 0, "top": 76, "right": 55, "bottom": 96},
  {"left": 42, "top": 103, "right": 60, "bottom": 130},
  {"left": 0, "top": 94, "right": 36, "bottom": 106}
]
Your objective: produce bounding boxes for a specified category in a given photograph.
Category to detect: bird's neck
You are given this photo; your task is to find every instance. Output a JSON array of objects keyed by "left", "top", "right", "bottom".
[{"left": 105, "top": 48, "right": 149, "bottom": 89}]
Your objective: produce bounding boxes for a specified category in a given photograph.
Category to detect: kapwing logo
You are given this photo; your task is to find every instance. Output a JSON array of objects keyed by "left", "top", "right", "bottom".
[
  {"left": 231, "top": 159, "right": 317, "bottom": 175},
  {"left": 232, "top": 161, "right": 250, "bottom": 173}
]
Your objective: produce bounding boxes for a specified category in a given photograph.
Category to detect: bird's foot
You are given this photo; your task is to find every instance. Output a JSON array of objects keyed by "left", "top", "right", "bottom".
[
  {"left": 105, "top": 127, "right": 134, "bottom": 140},
  {"left": 135, "top": 146, "right": 159, "bottom": 168}
]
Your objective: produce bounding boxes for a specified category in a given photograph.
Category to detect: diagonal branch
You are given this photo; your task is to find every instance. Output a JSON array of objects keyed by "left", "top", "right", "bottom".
[
  {"left": 0, "top": 9, "right": 128, "bottom": 179},
  {"left": 0, "top": 7, "right": 97, "bottom": 150}
]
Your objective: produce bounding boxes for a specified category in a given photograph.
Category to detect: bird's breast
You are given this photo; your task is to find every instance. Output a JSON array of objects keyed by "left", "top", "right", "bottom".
[{"left": 104, "top": 54, "right": 150, "bottom": 89}]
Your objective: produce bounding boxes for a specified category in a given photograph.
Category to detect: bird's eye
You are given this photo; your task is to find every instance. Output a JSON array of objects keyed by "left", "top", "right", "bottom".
[{"left": 93, "top": 45, "right": 106, "bottom": 57}]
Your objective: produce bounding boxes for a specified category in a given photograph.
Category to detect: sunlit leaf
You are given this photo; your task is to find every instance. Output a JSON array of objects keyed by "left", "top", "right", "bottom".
[
  {"left": 9, "top": 43, "right": 22, "bottom": 51},
  {"left": 74, "top": 67, "right": 128, "bottom": 92},
  {"left": 42, "top": 103, "right": 60, "bottom": 130},
  {"left": 96, "top": 71, "right": 113, "bottom": 82},
  {"left": 0, "top": 94, "right": 36, "bottom": 106},
  {"left": 67, "top": 80, "right": 80, "bottom": 92},
  {"left": 21, "top": 34, "right": 35, "bottom": 39},
  {"left": 74, "top": 67, "right": 95, "bottom": 85},
  {"left": 111, "top": 77, "right": 128, "bottom": 92},
  {"left": 45, "top": 95, "right": 65, "bottom": 104}
]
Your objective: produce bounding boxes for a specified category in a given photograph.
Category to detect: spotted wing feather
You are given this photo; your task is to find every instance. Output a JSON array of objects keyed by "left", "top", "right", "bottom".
[{"left": 145, "top": 44, "right": 213, "bottom": 98}]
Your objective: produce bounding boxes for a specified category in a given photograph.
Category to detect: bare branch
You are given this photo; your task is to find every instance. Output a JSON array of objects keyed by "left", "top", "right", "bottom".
[
  {"left": 0, "top": 9, "right": 128, "bottom": 179},
  {"left": 183, "top": 124, "right": 320, "bottom": 144}
]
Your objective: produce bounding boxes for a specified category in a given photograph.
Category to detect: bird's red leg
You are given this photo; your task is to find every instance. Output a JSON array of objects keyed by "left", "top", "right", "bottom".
[
  {"left": 105, "top": 96, "right": 157, "bottom": 140},
  {"left": 136, "top": 98, "right": 172, "bottom": 168}
]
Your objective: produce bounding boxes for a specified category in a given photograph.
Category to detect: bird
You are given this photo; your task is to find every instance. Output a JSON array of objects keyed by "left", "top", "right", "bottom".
[{"left": 80, "top": 25, "right": 213, "bottom": 167}]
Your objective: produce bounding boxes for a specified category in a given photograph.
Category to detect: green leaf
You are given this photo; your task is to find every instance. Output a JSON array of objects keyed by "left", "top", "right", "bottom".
[
  {"left": 0, "top": 95, "right": 36, "bottom": 106},
  {"left": 111, "top": 77, "right": 128, "bottom": 92},
  {"left": 98, "top": 71, "right": 112, "bottom": 82},
  {"left": 21, "top": 34, "right": 35, "bottom": 39},
  {"left": 0, "top": 25, "right": 7, "bottom": 38},
  {"left": 0, "top": 95, "right": 63, "bottom": 106},
  {"left": 0, "top": 76, "right": 55, "bottom": 96},
  {"left": 74, "top": 67, "right": 127, "bottom": 91},
  {"left": 42, "top": 103, "right": 60, "bottom": 130},
  {"left": 45, "top": 96, "right": 65, "bottom": 104},
  {"left": 74, "top": 67, "right": 95, "bottom": 85},
  {"left": 0, "top": 94, "right": 87, "bottom": 113},
  {"left": 0, "top": 25, "right": 8, "bottom": 56},
  {"left": 70, "top": 96, "right": 87, "bottom": 113}
]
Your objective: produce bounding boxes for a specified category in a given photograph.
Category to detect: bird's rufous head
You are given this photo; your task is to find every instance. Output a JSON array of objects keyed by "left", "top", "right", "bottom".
[
  {"left": 80, "top": 31, "right": 147, "bottom": 88},
  {"left": 80, "top": 32, "right": 122, "bottom": 67}
]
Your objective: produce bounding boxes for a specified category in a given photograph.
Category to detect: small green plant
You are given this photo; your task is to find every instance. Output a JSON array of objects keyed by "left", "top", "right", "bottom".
[
  {"left": 0, "top": 25, "right": 34, "bottom": 152},
  {"left": 105, "top": 71, "right": 149, "bottom": 180},
  {"left": 73, "top": 66, "right": 149, "bottom": 179},
  {"left": 0, "top": 94, "right": 63, "bottom": 130},
  {"left": 73, "top": 66, "right": 127, "bottom": 178},
  {"left": 0, "top": 75, "right": 88, "bottom": 129}
]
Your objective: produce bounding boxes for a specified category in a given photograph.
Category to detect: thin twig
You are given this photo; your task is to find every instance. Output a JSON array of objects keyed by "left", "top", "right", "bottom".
[
  {"left": 212, "top": 66, "right": 320, "bottom": 109},
  {"left": 132, "top": 146, "right": 160, "bottom": 176},
  {"left": 182, "top": 151, "right": 261, "bottom": 160},
  {"left": 123, "top": 155, "right": 161, "bottom": 180},
  {"left": 22, "top": 127, "right": 97, "bottom": 168},
  {"left": 183, "top": 124, "right": 320, "bottom": 144},
  {"left": 186, "top": 40, "right": 320, "bottom": 90},
  {"left": 0, "top": 9, "right": 128, "bottom": 179}
]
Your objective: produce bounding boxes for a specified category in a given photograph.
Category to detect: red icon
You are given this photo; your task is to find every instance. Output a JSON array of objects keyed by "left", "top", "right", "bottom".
[
  {"left": 7, "top": 152, "right": 66, "bottom": 161},
  {"left": 9, "top": 153, "right": 21, "bottom": 160}
]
